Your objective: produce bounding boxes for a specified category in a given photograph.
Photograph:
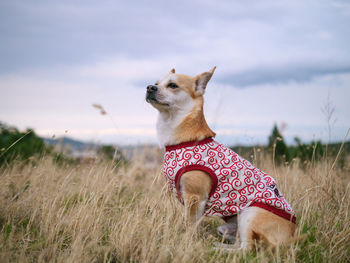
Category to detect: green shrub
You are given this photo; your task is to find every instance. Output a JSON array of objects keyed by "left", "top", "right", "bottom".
[{"left": 0, "top": 123, "right": 46, "bottom": 166}]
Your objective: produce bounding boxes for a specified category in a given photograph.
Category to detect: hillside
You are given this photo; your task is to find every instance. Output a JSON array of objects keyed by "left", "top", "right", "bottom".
[{"left": 43, "top": 137, "right": 98, "bottom": 151}]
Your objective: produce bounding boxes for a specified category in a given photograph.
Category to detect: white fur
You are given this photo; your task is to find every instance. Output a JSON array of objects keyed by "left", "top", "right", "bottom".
[
  {"left": 198, "top": 200, "right": 207, "bottom": 218},
  {"left": 153, "top": 75, "right": 194, "bottom": 147},
  {"left": 156, "top": 99, "right": 193, "bottom": 147},
  {"left": 167, "top": 75, "right": 177, "bottom": 83},
  {"left": 158, "top": 75, "right": 177, "bottom": 86},
  {"left": 238, "top": 206, "right": 259, "bottom": 249}
]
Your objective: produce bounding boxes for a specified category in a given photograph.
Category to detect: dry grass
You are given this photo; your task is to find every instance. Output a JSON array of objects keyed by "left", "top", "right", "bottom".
[{"left": 0, "top": 149, "right": 349, "bottom": 263}]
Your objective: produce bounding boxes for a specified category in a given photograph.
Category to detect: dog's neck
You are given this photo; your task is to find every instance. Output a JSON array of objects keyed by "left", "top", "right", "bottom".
[{"left": 156, "top": 97, "right": 216, "bottom": 148}]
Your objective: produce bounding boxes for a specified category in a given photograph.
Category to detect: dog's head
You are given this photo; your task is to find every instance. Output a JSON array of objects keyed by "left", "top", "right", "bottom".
[{"left": 146, "top": 67, "right": 216, "bottom": 112}]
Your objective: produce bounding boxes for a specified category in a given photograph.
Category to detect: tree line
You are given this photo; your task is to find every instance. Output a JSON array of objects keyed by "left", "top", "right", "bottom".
[
  {"left": 232, "top": 124, "right": 349, "bottom": 168},
  {"left": 0, "top": 123, "right": 126, "bottom": 167},
  {"left": 1, "top": 122, "right": 348, "bottom": 168}
]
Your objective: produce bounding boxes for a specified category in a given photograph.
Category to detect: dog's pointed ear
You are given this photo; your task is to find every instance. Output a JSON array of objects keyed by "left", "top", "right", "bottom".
[
  {"left": 194, "top": 66, "right": 216, "bottom": 95},
  {"left": 170, "top": 68, "right": 175, "bottom": 74}
]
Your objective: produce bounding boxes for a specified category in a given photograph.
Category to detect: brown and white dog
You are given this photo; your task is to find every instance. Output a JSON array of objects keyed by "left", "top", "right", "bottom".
[{"left": 146, "top": 67, "right": 296, "bottom": 250}]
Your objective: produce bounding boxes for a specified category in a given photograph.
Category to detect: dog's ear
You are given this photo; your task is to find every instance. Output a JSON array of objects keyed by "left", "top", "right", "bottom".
[
  {"left": 170, "top": 68, "right": 175, "bottom": 74},
  {"left": 194, "top": 66, "right": 216, "bottom": 95}
]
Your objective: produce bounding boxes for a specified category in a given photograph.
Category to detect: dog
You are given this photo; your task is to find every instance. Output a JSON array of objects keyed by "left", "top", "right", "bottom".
[{"left": 146, "top": 67, "right": 296, "bottom": 250}]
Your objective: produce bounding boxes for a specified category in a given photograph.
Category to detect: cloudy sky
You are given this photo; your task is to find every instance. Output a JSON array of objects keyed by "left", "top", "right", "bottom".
[{"left": 0, "top": 0, "right": 349, "bottom": 146}]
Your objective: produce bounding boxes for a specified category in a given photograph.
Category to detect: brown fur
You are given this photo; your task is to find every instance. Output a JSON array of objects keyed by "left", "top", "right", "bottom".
[
  {"left": 243, "top": 207, "right": 296, "bottom": 249},
  {"left": 166, "top": 74, "right": 198, "bottom": 98},
  {"left": 180, "top": 170, "right": 212, "bottom": 225},
  {"left": 168, "top": 71, "right": 216, "bottom": 144},
  {"left": 175, "top": 96, "right": 216, "bottom": 144}
]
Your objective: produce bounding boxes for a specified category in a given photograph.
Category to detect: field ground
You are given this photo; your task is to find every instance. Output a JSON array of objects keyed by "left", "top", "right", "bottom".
[{"left": 0, "top": 148, "right": 349, "bottom": 262}]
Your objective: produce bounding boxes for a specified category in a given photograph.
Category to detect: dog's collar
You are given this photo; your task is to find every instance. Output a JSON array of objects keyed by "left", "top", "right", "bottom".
[{"left": 165, "top": 137, "right": 214, "bottom": 152}]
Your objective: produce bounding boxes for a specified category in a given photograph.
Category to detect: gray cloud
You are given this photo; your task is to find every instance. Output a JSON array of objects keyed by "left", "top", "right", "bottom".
[
  {"left": 1, "top": 0, "right": 350, "bottom": 85},
  {"left": 216, "top": 62, "right": 350, "bottom": 87}
]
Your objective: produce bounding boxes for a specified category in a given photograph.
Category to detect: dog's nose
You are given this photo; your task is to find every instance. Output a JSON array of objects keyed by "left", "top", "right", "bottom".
[{"left": 147, "top": 85, "right": 157, "bottom": 93}]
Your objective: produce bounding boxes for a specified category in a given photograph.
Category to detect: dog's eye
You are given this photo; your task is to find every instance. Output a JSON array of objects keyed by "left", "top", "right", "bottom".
[
  {"left": 168, "top": 83, "right": 178, "bottom": 89},
  {"left": 154, "top": 82, "right": 159, "bottom": 85}
]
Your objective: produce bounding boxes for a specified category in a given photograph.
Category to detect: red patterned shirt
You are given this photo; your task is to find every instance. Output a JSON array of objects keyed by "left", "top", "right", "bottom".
[{"left": 164, "top": 138, "right": 296, "bottom": 223}]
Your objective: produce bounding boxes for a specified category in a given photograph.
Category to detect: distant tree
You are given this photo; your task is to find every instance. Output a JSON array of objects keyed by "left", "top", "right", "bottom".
[
  {"left": 268, "top": 124, "right": 289, "bottom": 164},
  {"left": 98, "top": 144, "right": 127, "bottom": 164},
  {"left": 0, "top": 122, "right": 46, "bottom": 166},
  {"left": 289, "top": 137, "right": 324, "bottom": 168}
]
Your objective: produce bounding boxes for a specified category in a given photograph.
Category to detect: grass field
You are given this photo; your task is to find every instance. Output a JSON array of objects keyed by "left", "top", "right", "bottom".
[{"left": 0, "top": 148, "right": 349, "bottom": 262}]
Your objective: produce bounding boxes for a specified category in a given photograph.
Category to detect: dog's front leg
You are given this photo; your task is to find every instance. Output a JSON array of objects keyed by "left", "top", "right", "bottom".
[{"left": 180, "top": 170, "right": 212, "bottom": 226}]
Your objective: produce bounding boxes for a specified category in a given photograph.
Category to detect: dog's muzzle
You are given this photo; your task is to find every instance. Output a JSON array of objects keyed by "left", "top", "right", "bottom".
[{"left": 146, "top": 85, "right": 158, "bottom": 103}]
